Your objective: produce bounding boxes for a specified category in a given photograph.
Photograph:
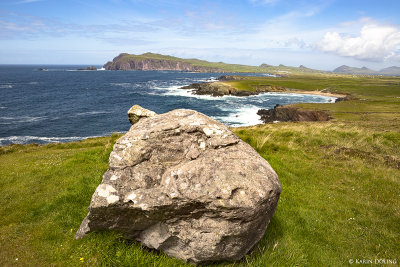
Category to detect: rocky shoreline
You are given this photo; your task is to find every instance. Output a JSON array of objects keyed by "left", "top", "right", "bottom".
[
  {"left": 179, "top": 76, "right": 346, "bottom": 123},
  {"left": 179, "top": 76, "right": 288, "bottom": 97},
  {"left": 257, "top": 104, "right": 332, "bottom": 123},
  {"left": 180, "top": 82, "right": 260, "bottom": 97}
]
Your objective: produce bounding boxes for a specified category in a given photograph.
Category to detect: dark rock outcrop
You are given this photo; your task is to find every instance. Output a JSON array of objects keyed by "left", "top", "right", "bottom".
[
  {"left": 104, "top": 53, "right": 220, "bottom": 72},
  {"left": 180, "top": 81, "right": 288, "bottom": 97},
  {"left": 260, "top": 63, "right": 272, "bottom": 68},
  {"left": 257, "top": 104, "right": 331, "bottom": 123},
  {"left": 180, "top": 82, "right": 258, "bottom": 97},
  {"left": 217, "top": 75, "right": 247, "bottom": 81},
  {"left": 76, "top": 107, "right": 281, "bottom": 264},
  {"left": 78, "top": 66, "right": 97, "bottom": 71}
]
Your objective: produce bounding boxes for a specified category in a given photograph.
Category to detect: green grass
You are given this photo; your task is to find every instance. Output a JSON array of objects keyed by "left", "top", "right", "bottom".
[
  {"left": 0, "top": 135, "right": 187, "bottom": 266},
  {"left": 1, "top": 74, "right": 400, "bottom": 266}
]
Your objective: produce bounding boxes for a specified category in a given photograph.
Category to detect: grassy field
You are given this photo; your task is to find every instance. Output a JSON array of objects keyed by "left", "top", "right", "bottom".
[{"left": 0, "top": 74, "right": 399, "bottom": 266}]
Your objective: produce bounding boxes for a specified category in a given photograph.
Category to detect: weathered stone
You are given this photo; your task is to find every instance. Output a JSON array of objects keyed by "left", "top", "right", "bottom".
[
  {"left": 76, "top": 109, "right": 281, "bottom": 264},
  {"left": 257, "top": 104, "right": 331, "bottom": 123},
  {"left": 127, "top": 105, "right": 157, "bottom": 125}
]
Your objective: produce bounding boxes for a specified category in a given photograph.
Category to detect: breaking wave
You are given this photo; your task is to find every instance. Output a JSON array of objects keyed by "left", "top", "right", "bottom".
[{"left": 0, "top": 135, "right": 100, "bottom": 146}]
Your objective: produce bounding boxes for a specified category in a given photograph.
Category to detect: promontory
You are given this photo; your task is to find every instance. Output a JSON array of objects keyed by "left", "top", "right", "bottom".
[
  {"left": 103, "top": 53, "right": 221, "bottom": 72},
  {"left": 103, "top": 52, "right": 325, "bottom": 73}
]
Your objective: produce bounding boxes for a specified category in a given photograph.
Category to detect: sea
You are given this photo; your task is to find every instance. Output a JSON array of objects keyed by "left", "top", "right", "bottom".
[{"left": 0, "top": 65, "right": 336, "bottom": 146}]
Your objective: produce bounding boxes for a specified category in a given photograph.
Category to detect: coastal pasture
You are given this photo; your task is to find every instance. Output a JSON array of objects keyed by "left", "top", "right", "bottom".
[
  {"left": 1, "top": 74, "right": 399, "bottom": 266},
  {"left": 233, "top": 122, "right": 400, "bottom": 266},
  {"left": 224, "top": 74, "right": 400, "bottom": 98},
  {"left": 0, "top": 124, "right": 399, "bottom": 266}
]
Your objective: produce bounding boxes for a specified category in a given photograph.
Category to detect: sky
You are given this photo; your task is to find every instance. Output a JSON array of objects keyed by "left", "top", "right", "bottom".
[{"left": 0, "top": 0, "right": 400, "bottom": 70}]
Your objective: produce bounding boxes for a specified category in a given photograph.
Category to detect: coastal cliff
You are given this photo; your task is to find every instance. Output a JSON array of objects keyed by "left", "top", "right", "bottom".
[
  {"left": 104, "top": 53, "right": 221, "bottom": 72},
  {"left": 103, "top": 52, "right": 330, "bottom": 73}
]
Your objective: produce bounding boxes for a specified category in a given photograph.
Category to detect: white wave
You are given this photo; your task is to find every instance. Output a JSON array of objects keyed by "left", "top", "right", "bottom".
[
  {"left": 261, "top": 92, "right": 336, "bottom": 102},
  {"left": 0, "top": 84, "right": 13, "bottom": 89},
  {"left": 0, "top": 116, "right": 48, "bottom": 124},
  {"left": 262, "top": 73, "right": 279, "bottom": 77},
  {"left": 159, "top": 85, "right": 250, "bottom": 101},
  {"left": 0, "top": 106, "right": 6, "bottom": 109},
  {"left": 110, "top": 82, "right": 134, "bottom": 88},
  {"left": 213, "top": 105, "right": 262, "bottom": 127},
  {"left": 327, "top": 97, "right": 337, "bottom": 103},
  {"left": 75, "top": 111, "right": 112, "bottom": 116},
  {"left": 0, "top": 135, "right": 102, "bottom": 145},
  {"left": 66, "top": 69, "right": 100, "bottom": 72},
  {"left": 262, "top": 92, "right": 305, "bottom": 97},
  {"left": 28, "top": 82, "right": 39, "bottom": 85},
  {"left": 160, "top": 86, "right": 223, "bottom": 100}
]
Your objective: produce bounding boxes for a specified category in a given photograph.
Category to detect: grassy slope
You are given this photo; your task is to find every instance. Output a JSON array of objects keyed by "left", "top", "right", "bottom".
[
  {"left": 1, "top": 74, "right": 399, "bottom": 266},
  {"left": 119, "top": 53, "right": 324, "bottom": 74}
]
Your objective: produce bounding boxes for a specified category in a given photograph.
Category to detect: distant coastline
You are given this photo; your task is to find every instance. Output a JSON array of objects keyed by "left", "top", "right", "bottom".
[{"left": 101, "top": 52, "right": 400, "bottom": 76}]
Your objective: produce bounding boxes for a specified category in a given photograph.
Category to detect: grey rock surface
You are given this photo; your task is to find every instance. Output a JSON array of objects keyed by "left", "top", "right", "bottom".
[
  {"left": 76, "top": 108, "right": 281, "bottom": 264},
  {"left": 127, "top": 105, "right": 157, "bottom": 125}
]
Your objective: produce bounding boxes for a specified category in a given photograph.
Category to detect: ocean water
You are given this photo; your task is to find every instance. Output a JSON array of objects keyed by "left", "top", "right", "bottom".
[{"left": 0, "top": 65, "right": 336, "bottom": 146}]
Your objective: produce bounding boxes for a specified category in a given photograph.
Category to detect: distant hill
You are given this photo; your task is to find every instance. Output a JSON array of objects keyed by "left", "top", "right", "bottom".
[
  {"left": 259, "top": 63, "right": 272, "bottom": 68},
  {"left": 333, "top": 65, "right": 400, "bottom": 75},
  {"left": 333, "top": 65, "right": 376, "bottom": 75},
  {"left": 103, "top": 53, "right": 400, "bottom": 75},
  {"left": 104, "top": 53, "right": 325, "bottom": 73},
  {"left": 380, "top": 66, "right": 400, "bottom": 75}
]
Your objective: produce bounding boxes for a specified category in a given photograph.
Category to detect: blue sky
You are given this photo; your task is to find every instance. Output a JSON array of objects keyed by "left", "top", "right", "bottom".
[{"left": 0, "top": 0, "right": 399, "bottom": 70}]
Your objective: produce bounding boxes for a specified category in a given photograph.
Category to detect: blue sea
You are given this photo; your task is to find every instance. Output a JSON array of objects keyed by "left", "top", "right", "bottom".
[{"left": 0, "top": 65, "right": 336, "bottom": 146}]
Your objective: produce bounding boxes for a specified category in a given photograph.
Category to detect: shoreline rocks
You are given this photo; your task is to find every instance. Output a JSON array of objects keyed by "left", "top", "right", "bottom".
[
  {"left": 180, "top": 82, "right": 258, "bottom": 97},
  {"left": 257, "top": 104, "right": 332, "bottom": 123},
  {"left": 180, "top": 76, "right": 289, "bottom": 97},
  {"left": 77, "top": 66, "right": 97, "bottom": 71},
  {"left": 76, "top": 106, "right": 281, "bottom": 264}
]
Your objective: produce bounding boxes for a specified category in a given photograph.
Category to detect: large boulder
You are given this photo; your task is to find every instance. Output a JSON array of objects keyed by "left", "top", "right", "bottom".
[{"left": 76, "top": 108, "right": 281, "bottom": 264}]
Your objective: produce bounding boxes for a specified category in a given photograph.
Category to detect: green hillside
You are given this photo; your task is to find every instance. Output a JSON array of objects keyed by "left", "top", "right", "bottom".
[{"left": 114, "top": 52, "right": 326, "bottom": 73}]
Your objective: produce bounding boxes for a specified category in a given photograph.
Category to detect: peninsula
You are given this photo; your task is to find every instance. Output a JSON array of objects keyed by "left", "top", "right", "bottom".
[
  {"left": 103, "top": 52, "right": 325, "bottom": 73},
  {"left": 104, "top": 53, "right": 400, "bottom": 75}
]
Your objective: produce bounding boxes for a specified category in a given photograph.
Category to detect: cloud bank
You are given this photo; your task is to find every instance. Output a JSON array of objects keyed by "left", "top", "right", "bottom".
[{"left": 316, "top": 24, "right": 400, "bottom": 61}]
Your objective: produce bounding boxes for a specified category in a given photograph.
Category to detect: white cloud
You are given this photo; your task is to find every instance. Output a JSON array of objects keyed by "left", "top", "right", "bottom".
[{"left": 316, "top": 24, "right": 400, "bottom": 61}]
